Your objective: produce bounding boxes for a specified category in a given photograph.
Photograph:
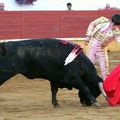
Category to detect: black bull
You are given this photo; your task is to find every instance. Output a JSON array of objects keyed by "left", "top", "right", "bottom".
[{"left": 0, "top": 39, "right": 106, "bottom": 107}]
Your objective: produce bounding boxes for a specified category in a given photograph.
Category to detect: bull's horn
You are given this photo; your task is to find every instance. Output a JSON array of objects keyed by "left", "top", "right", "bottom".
[{"left": 98, "top": 82, "right": 108, "bottom": 100}]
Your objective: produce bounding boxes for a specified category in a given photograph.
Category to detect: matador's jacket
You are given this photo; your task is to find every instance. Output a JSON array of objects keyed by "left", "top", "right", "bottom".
[
  {"left": 86, "top": 16, "right": 120, "bottom": 46},
  {"left": 85, "top": 16, "right": 120, "bottom": 79}
]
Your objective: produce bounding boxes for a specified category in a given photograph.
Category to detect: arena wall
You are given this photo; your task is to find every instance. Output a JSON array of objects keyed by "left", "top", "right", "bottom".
[
  {"left": 0, "top": 10, "right": 120, "bottom": 51},
  {"left": 72, "top": 40, "right": 120, "bottom": 52}
]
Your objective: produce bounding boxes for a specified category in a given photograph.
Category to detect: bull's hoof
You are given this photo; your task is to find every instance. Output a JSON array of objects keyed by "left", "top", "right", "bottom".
[
  {"left": 92, "top": 101, "right": 101, "bottom": 108},
  {"left": 80, "top": 100, "right": 92, "bottom": 106},
  {"left": 81, "top": 101, "right": 87, "bottom": 107},
  {"left": 82, "top": 103, "right": 87, "bottom": 107},
  {"left": 53, "top": 103, "right": 60, "bottom": 108}
]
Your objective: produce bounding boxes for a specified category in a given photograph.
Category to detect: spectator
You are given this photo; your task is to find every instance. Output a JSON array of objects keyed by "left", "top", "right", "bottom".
[
  {"left": 99, "top": 3, "right": 119, "bottom": 10},
  {"left": 104, "top": 4, "right": 111, "bottom": 10},
  {"left": 67, "top": 2, "right": 72, "bottom": 11},
  {"left": 0, "top": 2, "right": 5, "bottom": 11}
]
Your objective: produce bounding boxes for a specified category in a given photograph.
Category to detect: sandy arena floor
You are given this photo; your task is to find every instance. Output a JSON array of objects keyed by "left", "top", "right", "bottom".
[{"left": 0, "top": 51, "right": 120, "bottom": 120}]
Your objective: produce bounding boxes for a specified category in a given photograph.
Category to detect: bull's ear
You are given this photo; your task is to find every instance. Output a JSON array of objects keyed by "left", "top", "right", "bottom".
[{"left": 0, "top": 44, "right": 6, "bottom": 56}]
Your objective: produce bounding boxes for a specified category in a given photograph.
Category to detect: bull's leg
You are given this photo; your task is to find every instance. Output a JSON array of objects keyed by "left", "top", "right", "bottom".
[
  {"left": 79, "top": 91, "right": 92, "bottom": 106},
  {"left": 71, "top": 76, "right": 100, "bottom": 107},
  {"left": 50, "top": 82, "right": 60, "bottom": 108}
]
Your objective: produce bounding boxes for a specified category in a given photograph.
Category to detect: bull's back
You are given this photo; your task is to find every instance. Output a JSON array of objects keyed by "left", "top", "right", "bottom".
[{"left": 4, "top": 39, "right": 74, "bottom": 79}]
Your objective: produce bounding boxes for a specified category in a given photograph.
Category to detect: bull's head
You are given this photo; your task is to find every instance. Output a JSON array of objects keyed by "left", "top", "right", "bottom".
[{"left": 79, "top": 76, "right": 107, "bottom": 106}]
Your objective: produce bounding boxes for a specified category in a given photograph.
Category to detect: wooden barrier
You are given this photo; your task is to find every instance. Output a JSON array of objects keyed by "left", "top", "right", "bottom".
[
  {"left": 72, "top": 40, "right": 120, "bottom": 52},
  {"left": 0, "top": 10, "right": 120, "bottom": 39},
  {"left": 0, "top": 10, "right": 120, "bottom": 51}
]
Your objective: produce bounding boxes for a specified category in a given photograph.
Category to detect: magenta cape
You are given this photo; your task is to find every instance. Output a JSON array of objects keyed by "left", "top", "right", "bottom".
[{"left": 103, "top": 64, "right": 120, "bottom": 106}]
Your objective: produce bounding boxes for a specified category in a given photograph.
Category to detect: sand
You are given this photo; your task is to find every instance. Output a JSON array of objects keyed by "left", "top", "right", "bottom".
[{"left": 0, "top": 51, "right": 120, "bottom": 120}]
